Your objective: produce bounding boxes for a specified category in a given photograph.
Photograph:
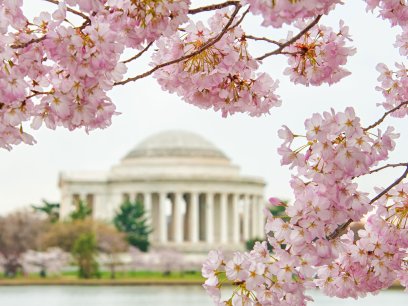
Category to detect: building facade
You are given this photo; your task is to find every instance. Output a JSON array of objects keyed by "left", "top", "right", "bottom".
[{"left": 59, "top": 131, "right": 266, "bottom": 252}]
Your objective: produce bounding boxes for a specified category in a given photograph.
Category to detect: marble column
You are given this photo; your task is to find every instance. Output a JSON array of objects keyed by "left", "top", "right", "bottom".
[
  {"left": 232, "top": 193, "right": 240, "bottom": 243},
  {"left": 243, "top": 194, "right": 250, "bottom": 241},
  {"left": 189, "top": 192, "right": 199, "bottom": 243},
  {"left": 205, "top": 193, "right": 214, "bottom": 244},
  {"left": 144, "top": 192, "right": 152, "bottom": 240},
  {"left": 220, "top": 193, "right": 228, "bottom": 243},
  {"left": 173, "top": 192, "right": 183, "bottom": 243},
  {"left": 159, "top": 192, "right": 167, "bottom": 243},
  {"left": 257, "top": 196, "right": 265, "bottom": 238},
  {"left": 251, "top": 195, "right": 258, "bottom": 238}
]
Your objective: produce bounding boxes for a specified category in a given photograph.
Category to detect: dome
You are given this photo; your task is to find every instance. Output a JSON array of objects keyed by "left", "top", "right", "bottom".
[{"left": 124, "top": 130, "right": 228, "bottom": 159}]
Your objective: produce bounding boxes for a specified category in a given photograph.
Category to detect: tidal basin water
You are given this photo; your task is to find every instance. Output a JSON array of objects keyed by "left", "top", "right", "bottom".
[{"left": 0, "top": 286, "right": 406, "bottom": 305}]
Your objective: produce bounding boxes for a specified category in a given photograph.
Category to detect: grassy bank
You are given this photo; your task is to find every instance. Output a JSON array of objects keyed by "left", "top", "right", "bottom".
[{"left": 0, "top": 271, "right": 205, "bottom": 286}]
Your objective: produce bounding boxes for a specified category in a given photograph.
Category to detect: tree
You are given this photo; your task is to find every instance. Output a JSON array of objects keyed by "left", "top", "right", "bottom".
[
  {"left": 96, "top": 224, "right": 128, "bottom": 279},
  {"left": 32, "top": 199, "right": 60, "bottom": 223},
  {"left": 69, "top": 201, "right": 92, "bottom": 221},
  {"left": 41, "top": 219, "right": 127, "bottom": 278},
  {"left": 0, "top": 210, "right": 48, "bottom": 277},
  {"left": 72, "top": 232, "right": 100, "bottom": 279},
  {"left": 114, "top": 201, "right": 151, "bottom": 252},
  {"left": 1, "top": 1, "right": 408, "bottom": 305},
  {"left": 21, "top": 248, "right": 70, "bottom": 278}
]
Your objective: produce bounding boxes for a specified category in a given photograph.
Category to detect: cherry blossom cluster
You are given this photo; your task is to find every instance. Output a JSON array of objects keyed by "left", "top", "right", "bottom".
[
  {"left": 0, "top": 0, "right": 190, "bottom": 150},
  {"left": 202, "top": 107, "right": 405, "bottom": 304},
  {"left": 317, "top": 214, "right": 408, "bottom": 298},
  {"left": 243, "top": 0, "right": 342, "bottom": 28},
  {"left": 276, "top": 107, "right": 398, "bottom": 238},
  {"left": 375, "top": 63, "right": 408, "bottom": 118},
  {"left": 283, "top": 21, "right": 356, "bottom": 86},
  {"left": 152, "top": 10, "right": 282, "bottom": 117},
  {"left": 365, "top": 0, "right": 408, "bottom": 27},
  {"left": 103, "top": 0, "right": 190, "bottom": 47}
]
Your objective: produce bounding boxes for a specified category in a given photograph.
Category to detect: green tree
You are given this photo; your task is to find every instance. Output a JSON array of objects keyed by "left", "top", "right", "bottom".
[
  {"left": 114, "top": 201, "right": 151, "bottom": 252},
  {"left": 32, "top": 199, "right": 60, "bottom": 223},
  {"left": 72, "top": 232, "right": 99, "bottom": 279},
  {"left": 70, "top": 200, "right": 92, "bottom": 220},
  {"left": 41, "top": 219, "right": 127, "bottom": 279}
]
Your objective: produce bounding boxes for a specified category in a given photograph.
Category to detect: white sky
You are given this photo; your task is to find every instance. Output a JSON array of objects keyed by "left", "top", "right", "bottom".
[{"left": 0, "top": 1, "right": 406, "bottom": 215}]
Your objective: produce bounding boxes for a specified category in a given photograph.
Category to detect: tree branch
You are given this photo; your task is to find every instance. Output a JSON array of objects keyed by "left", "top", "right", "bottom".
[
  {"left": 122, "top": 42, "right": 153, "bottom": 64},
  {"left": 114, "top": 2, "right": 242, "bottom": 86},
  {"left": 11, "top": 36, "right": 46, "bottom": 49},
  {"left": 327, "top": 165, "right": 408, "bottom": 240},
  {"left": 43, "top": 0, "right": 91, "bottom": 22},
  {"left": 256, "top": 15, "right": 322, "bottom": 61},
  {"left": 369, "top": 162, "right": 408, "bottom": 175},
  {"left": 364, "top": 101, "right": 408, "bottom": 131},
  {"left": 188, "top": 1, "right": 240, "bottom": 14},
  {"left": 245, "top": 35, "right": 283, "bottom": 47}
]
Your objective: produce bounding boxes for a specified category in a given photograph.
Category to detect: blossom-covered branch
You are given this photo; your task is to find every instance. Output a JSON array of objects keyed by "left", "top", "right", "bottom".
[
  {"left": 256, "top": 15, "right": 322, "bottom": 60},
  {"left": 114, "top": 2, "right": 242, "bottom": 86},
  {"left": 328, "top": 164, "right": 408, "bottom": 240}
]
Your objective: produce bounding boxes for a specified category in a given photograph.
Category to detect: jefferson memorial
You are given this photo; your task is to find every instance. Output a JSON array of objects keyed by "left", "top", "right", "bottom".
[{"left": 59, "top": 131, "right": 266, "bottom": 252}]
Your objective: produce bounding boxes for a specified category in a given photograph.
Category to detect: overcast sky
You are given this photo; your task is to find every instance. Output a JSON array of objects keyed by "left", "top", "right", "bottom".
[{"left": 0, "top": 1, "right": 406, "bottom": 215}]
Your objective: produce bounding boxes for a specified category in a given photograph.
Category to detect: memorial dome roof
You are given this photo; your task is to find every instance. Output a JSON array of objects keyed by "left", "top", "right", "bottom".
[{"left": 124, "top": 130, "right": 228, "bottom": 160}]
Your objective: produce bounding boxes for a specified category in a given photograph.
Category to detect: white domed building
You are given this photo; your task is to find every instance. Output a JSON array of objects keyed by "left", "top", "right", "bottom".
[{"left": 59, "top": 131, "right": 266, "bottom": 252}]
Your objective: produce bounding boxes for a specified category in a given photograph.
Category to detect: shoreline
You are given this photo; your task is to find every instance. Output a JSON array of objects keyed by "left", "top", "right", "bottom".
[
  {"left": 0, "top": 279, "right": 205, "bottom": 286},
  {"left": 0, "top": 279, "right": 403, "bottom": 290}
]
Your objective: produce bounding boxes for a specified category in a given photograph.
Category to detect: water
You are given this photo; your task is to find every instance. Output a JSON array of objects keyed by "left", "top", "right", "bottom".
[{"left": 0, "top": 286, "right": 405, "bottom": 306}]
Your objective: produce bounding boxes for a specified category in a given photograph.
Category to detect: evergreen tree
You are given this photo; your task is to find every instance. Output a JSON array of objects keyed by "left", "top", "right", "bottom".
[
  {"left": 70, "top": 201, "right": 92, "bottom": 221},
  {"left": 32, "top": 199, "right": 60, "bottom": 223},
  {"left": 114, "top": 201, "right": 151, "bottom": 252}
]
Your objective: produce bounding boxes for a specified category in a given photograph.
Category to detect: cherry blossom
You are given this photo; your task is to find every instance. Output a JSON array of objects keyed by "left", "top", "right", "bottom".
[
  {"left": 244, "top": 0, "right": 342, "bottom": 28},
  {"left": 283, "top": 21, "right": 356, "bottom": 86},
  {"left": 0, "top": 1, "right": 407, "bottom": 305},
  {"left": 152, "top": 10, "right": 281, "bottom": 117}
]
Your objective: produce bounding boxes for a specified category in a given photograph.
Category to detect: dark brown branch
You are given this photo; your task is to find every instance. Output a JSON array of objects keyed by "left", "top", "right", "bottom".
[
  {"left": 369, "top": 166, "right": 408, "bottom": 204},
  {"left": 43, "top": 0, "right": 91, "bottom": 23},
  {"left": 364, "top": 101, "right": 408, "bottom": 131},
  {"left": 327, "top": 165, "right": 408, "bottom": 240},
  {"left": 11, "top": 36, "right": 46, "bottom": 49},
  {"left": 188, "top": 1, "right": 240, "bottom": 14},
  {"left": 122, "top": 42, "right": 154, "bottom": 64},
  {"left": 23, "top": 90, "right": 53, "bottom": 103},
  {"left": 245, "top": 35, "right": 283, "bottom": 46},
  {"left": 114, "top": 2, "right": 242, "bottom": 86},
  {"left": 256, "top": 15, "right": 322, "bottom": 61}
]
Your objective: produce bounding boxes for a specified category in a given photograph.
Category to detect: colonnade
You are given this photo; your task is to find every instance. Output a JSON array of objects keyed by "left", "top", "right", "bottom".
[
  {"left": 125, "top": 191, "right": 266, "bottom": 245},
  {"left": 66, "top": 190, "right": 266, "bottom": 245}
]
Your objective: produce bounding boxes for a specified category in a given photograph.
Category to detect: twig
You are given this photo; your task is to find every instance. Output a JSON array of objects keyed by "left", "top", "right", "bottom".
[
  {"left": 327, "top": 165, "right": 408, "bottom": 240},
  {"left": 25, "top": 90, "right": 53, "bottom": 101},
  {"left": 122, "top": 42, "right": 154, "bottom": 64},
  {"left": 188, "top": 1, "right": 240, "bottom": 14},
  {"left": 256, "top": 15, "right": 322, "bottom": 61},
  {"left": 369, "top": 162, "right": 408, "bottom": 175},
  {"left": 230, "top": 7, "right": 250, "bottom": 29},
  {"left": 369, "top": 166, "right": 408, "bottom": 204},
  {"left": 364, "top": 101, "right": 408, "bottom": 131},
  {"left": 114, "top": 2, "right": 242, "bottom": 86},
  {"left": 43, "top": 0, "right": 91, "bottom": 23},
  {"left": 245, "top": 35, "right": 283, "bottom": 46}
]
